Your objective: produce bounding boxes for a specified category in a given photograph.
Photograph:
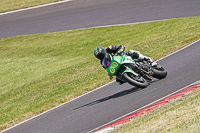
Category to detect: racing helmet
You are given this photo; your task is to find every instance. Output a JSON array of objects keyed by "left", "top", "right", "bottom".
[{"left": 94, "top": 46, "right": 106, "bottom": 60}]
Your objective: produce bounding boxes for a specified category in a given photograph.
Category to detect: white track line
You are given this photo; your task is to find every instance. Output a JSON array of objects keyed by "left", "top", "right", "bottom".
[
  {"left": 74, "top": 19, "right": 169, "bottom": 31},
  {"left": 0, "top": 0, "right": 73, "bottom": 16},
  {"left": 158, "top": 39, "right": 200, "bottom": 61}
]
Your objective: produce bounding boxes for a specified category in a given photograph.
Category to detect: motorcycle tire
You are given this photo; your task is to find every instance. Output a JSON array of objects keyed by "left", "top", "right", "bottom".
[
  {"left": 123, "top": 72, "right": 148, "bottom": 88},
  {"left": 152, "top": 68, "right": 167, "bottom": 79}
]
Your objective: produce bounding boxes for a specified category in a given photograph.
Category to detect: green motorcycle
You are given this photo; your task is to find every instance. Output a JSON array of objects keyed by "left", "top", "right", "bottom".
[{"left": 102, "top": 53, "right": 167, "bottom": 88}]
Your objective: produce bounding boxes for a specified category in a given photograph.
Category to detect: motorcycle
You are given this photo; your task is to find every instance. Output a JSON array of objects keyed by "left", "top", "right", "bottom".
[{"left": 102, "top": 53, "right": 167, "bottom": 88}]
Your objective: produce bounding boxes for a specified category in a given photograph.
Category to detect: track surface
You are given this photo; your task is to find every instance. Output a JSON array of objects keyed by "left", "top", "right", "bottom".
[
  {"left": 0, "top": 0, "right": 200, "bottom": 38},
  {"left": 2, "top": 0, "right": 200, "bottom": 133}
]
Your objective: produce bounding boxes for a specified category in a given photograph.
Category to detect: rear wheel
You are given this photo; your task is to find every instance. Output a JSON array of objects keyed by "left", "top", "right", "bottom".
[{"left": 123, "top": 72, "right": 148, "bottom": 88}]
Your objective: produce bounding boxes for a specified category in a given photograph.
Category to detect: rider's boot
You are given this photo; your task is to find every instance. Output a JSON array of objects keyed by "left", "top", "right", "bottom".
[{"left": 116, "top": 77, "right": 125, "bottom": 85}]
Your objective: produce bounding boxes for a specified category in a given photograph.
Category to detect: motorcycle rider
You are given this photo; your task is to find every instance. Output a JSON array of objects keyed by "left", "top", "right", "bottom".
[{"left": 93, "top": 45, "right": 154, "bottom": 85}]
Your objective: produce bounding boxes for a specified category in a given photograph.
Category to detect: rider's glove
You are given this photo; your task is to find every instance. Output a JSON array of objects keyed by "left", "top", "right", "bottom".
[{"left": 144, "top": 56, "right": 153, "bottom": 63}]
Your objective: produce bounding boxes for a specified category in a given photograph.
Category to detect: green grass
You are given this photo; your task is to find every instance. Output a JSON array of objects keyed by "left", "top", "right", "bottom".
[
  {"left": 0, "top": 16, "right": 200, "bottom": 131},
  {"left": 0, "top": 0, "right": 64, "bottom": 13},
  {"left": 111, "top": 88, "right": 200, "bottom": 133}
]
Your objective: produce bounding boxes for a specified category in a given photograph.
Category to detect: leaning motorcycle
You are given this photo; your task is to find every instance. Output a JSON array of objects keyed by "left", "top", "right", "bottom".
[{"left": 102, "top": 53, "right": 167, "bottom": 88}]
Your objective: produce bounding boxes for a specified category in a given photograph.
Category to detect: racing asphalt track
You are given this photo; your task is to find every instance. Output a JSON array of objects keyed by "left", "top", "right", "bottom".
[
  {"left": 1, "top": 0, "right": 200, "bottom": 133},
  {"left": 0, "top": 0, "right": 200, "bottom": 38}
]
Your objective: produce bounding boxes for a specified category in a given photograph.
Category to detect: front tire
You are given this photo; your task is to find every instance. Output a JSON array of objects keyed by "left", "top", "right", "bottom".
[
  {"left": 123, "top": 72, "right": 148, "bottom": 88},
  {"left": 152, "top": 67, "right": 167, "bottom": 79}
]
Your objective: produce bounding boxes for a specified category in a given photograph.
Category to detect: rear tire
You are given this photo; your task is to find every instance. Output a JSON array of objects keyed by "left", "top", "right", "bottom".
[{"left": 123, "top": 72, "right": 148, "bottom": 88}]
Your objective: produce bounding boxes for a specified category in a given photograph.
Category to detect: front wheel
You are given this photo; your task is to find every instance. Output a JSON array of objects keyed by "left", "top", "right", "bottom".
[
  {"left": 152, "top": 67, "right": 167, "bottom": 79},
  {"left": 123, "top": 72, "right": 148, "bottom": 88}
]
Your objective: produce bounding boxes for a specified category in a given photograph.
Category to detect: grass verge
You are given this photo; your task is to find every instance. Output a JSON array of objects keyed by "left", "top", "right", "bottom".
[
  {"left": 0, "top": 16, "right": 200, "bottom": 131},
  {"left": 1, "top": 0, "right": 65, "bottom": 13},
  {"left": 111, "top": 88, "right": 200, "bottom": 133}
]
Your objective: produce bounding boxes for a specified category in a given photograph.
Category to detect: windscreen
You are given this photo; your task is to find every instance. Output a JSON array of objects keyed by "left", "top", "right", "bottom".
[{"left": 102, "top": 53, "right": 111, "bottom": 69}]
